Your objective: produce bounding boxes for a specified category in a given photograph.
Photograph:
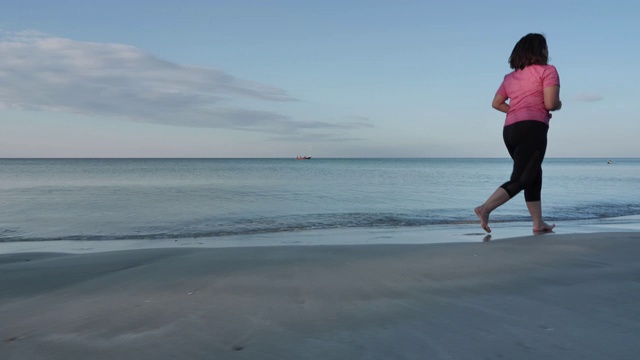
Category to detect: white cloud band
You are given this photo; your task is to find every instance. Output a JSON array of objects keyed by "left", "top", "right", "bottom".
[
  {"left": 574, "top": 93, "right": 604, "bottom": 102},
  {"left": 0, "top": 31, "right": 369, "bottom": 134}
]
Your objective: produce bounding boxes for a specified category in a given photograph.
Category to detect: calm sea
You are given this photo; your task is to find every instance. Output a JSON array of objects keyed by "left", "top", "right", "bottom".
[{"left": 1, "top": 158, "right": 639, "bottom": 244}]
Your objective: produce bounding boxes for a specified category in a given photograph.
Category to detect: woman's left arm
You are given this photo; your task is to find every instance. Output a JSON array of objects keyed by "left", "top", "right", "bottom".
[{"left": 492, "top": 94, "right": 510, "bottom": 113}]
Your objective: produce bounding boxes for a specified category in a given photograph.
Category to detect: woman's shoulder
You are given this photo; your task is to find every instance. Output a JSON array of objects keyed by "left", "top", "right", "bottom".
[
  {"left": 523, "top": 64, "right": 554, "bottom": 69},
  {"left": 518, "top": 64, "right": 558, "bottom": 79},
  {"left": 530, "top": 64, "right": 558, "bottom": 72},
  {"left": 502, "top": 64, "right": 558, "bottom": 82}
]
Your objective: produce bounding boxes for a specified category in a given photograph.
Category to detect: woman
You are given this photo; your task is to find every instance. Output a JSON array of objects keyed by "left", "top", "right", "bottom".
[{"left": 475, "top": 33, "right": 562, "bottom": 233}]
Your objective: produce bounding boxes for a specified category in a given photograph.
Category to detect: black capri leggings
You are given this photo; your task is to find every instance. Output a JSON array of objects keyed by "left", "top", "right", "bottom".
[{"left": 500, "top": 120, "right": 549, "bottom": 202}]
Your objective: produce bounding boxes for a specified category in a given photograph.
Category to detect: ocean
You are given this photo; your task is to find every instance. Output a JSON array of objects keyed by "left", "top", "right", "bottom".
[{"left": 1, "top": 158, "right": 639, "bottom": 246}]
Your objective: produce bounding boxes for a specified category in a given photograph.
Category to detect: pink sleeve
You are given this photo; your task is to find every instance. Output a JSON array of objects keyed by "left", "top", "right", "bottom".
[
  {"left": 543, "top": 65, "right": 560, "bottom": 88},
  {"left": 496, "top": 81, "right": 508, "bottom": 98}
]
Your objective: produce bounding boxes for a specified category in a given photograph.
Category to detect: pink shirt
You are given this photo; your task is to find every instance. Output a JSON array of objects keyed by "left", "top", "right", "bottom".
[{"left": 496, "top": 64, "right": 560, "bottom": 126}]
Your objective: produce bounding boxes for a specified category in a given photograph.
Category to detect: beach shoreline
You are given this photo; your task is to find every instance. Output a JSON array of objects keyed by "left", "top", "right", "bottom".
[
  {"left": 2, "top": 231, "right": 640, "bottom": 359},
  {"left": 3, "top": 215, "right": 640, "bottom": 255}
]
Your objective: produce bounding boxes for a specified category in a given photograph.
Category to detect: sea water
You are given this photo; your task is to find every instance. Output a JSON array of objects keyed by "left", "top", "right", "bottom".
[{"left": 1, "top": 158, "right": 639, "bottom": 246}]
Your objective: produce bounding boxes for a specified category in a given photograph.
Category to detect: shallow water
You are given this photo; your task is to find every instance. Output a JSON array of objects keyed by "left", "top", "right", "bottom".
[{"left": 1, "top": 158, "right": 638, "bottom": 244}]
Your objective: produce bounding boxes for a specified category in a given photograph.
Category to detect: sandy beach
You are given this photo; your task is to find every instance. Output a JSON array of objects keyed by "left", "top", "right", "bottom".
[{"left": 2, "top": 232, "right": 640, "bottom": 359}]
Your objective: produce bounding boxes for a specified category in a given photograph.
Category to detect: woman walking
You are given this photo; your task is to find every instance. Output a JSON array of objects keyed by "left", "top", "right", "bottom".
[{"left": 475, "top": 33, "right": 562, "bottom": 233}]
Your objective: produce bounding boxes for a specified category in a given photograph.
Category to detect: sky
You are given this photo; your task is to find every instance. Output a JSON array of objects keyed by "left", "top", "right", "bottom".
[{"left": 1, "top": 0, "right": 639, "bottom": 158}]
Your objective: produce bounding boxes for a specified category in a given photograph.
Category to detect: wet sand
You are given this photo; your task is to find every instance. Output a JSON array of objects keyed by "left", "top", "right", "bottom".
[{"left": 2, "top": 232, "right": 640, "bottom": 359}]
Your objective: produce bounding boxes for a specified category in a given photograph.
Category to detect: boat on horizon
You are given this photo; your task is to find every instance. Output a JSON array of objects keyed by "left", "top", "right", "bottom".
[{"left": 295, "top": 156, "right": 312, "bottom": 160}]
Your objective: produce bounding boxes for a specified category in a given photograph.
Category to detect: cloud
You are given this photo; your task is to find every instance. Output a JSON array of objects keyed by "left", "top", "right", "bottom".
[
  {"left": 574, "top": 93, "right": 604, "bottom": 102},
  {"left": 0, "top": 30, "right": 363, "bottom": 134}
]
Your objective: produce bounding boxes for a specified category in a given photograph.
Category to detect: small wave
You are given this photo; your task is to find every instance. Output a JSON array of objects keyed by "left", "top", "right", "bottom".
[{"left": 3, "top": 202, "right": 640, "bottom": 243}]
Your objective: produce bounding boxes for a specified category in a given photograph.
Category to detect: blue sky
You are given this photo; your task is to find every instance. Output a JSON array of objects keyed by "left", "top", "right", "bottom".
[{"left": 1, "top": 0, "right": 638, "bottom": 158}]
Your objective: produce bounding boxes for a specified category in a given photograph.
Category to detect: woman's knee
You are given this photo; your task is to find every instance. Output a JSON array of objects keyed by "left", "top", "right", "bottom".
[{"left": 500, "top": 181, "right": 522, "bottom": 198}]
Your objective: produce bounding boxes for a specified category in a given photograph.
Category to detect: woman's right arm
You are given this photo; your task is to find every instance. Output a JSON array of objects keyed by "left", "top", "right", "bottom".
[{"left": 544, "top": 85, "right": 562, "bottom": 111}]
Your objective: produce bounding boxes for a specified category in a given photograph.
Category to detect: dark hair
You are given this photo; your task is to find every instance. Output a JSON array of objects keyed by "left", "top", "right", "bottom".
[{"left": 509, "top": 33, "right": 548, "bottom": 70}]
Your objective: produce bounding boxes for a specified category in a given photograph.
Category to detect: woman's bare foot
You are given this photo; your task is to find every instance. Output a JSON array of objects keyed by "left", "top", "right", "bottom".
[
  {"left": 533, "top": 222, "right": 555, "bottom": 233},
  {"left": 474, "top": 206, "right": 491, "bottom": 233}
]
